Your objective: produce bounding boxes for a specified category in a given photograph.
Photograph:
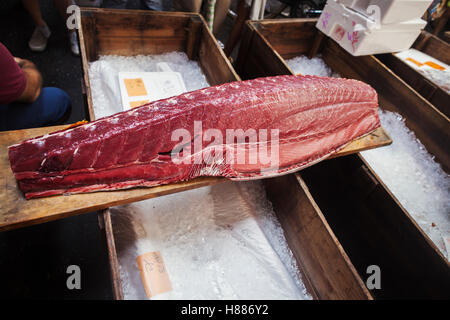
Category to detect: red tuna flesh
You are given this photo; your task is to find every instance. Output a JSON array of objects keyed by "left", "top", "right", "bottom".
[{"left": 8, "top": 75, "right": 380, "bottom": 199}]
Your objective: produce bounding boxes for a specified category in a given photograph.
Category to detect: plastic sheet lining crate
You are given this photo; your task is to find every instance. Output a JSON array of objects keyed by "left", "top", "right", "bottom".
[
  {"left": 378, "top": 31, "right": 450, "bottom": 118},
  {"left": 236, "top": 18, "right": 450, "bottom": 299},
  {"left": 77, "top": 9, "right": 372, "bottom": 300}
]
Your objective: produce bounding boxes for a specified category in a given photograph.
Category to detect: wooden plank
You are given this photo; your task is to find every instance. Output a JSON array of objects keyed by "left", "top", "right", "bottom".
[
  {"left": 197, "top": 16, "right": 240, "bottom": 85},
  {"left": 328, "top": 127, "right": 391, "bottom": 159},
  {"left": 0, "top": 123, "right": 389, "bottom": 233}
]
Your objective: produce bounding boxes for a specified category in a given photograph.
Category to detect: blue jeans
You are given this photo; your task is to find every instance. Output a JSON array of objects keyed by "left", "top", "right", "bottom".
[{"left": 0, "top": 87, "right": 71, "bottom": 131}]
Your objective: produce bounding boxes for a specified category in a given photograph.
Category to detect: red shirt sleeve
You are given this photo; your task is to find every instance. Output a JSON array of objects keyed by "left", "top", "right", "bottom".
[{"left": 0, "top": 43, "right": 27, "bottom": 104}]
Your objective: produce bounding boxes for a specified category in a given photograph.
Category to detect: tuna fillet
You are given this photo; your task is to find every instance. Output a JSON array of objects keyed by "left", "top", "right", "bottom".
[{"left": 8, "top": 75, "right": 380, "bottom": 199}]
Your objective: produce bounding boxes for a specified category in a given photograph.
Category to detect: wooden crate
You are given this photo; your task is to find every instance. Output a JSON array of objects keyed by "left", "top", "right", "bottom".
[
  {"left": 101, "top": 172, "right": 373, "bottom": 300},
  {"left": 378, "top": 31, "right": 450, "bottom": 118},
  {"left": 236, "top": 18, "right": 450, "bottom": 299},
  {"left": 78, "top": 9, "right": 370, "bottom": 300}
]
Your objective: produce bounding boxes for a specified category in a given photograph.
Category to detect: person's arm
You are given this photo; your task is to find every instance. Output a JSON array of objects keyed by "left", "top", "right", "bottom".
[{"left": 14, "top": 57, "right": 43, "bottom": 103}]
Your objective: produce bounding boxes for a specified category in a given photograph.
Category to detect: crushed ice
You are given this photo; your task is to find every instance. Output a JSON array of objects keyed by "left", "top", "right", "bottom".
[
  {"left": 361, "top": 111, "right": 450, "bottom": 259},
  {"left": 88, "top": 52, "right": 209, "bottom": 119},
  {"left": 286, "top": 55, "right": 341, "bottom": 77},
  {"left": 110, "top": 181, "right": 311, "bottom": 300}
]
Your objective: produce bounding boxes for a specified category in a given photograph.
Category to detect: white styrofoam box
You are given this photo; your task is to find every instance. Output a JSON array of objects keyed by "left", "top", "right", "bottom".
[
  {"left": 337, "top": 0, "right": 432, "bottom": 24},
  {"left": 118, "top": 72, "right": 187, "bottom": 111},
  {"left": 316, "top": 0, "right": 426, "bottom": 56}
]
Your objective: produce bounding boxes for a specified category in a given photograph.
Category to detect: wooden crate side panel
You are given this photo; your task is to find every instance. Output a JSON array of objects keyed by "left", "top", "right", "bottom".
[
  {"left": 254, "top": 19, "right": 318, "bottom": 59},
  {"left": 185, "top": 16, "right": 203, "bottom": 60},
  {"left": 198, "top": 21, "right": 240, "bottom": 85},
  {"left": 322, "top": 40, "right": 450, "bottom": 174},
  {"left": 236, "top": 24, "right": 292, "bottom": 80},
  {"left": 413, "top": 31, "right": 450, "bottom": 65},
  {"left": 88, "top": 9, "right": 190, "bottom": 56},
  {"left": 100, "top": 209, "right": 124, "bottom": 300},
  {"left": 263, "top": 174, "right": 371, "bottom": 300},
  {"left": 79, "top": 11, "right": 98, "bottom": 120},
  {"left": 79, "top": 11, "right": 98, "bottom": 62}
]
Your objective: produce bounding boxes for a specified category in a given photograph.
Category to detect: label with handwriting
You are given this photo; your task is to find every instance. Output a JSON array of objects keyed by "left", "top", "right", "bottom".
[{"left": 136, "top": 251, "right": 172, "bottom": 298}]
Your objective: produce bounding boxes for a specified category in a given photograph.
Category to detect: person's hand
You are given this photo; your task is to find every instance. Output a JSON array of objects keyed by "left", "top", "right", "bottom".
[
  {"left": 14, "top": 57, "right": 26, "bottom": 68},
  {"left": 13, "top": 57, "right": 43, "bottom": 103}
]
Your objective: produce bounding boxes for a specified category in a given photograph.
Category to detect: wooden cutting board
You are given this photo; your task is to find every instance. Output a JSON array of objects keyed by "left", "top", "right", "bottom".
[{"left": 0, "top": 124, "right": 391, "bottom": 232}]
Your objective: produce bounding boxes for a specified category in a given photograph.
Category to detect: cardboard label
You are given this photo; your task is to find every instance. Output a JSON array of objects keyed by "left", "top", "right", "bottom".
[
  {"left": 136, "top": 251, "right": 172, "bottom": 298},
  {"left": 129, "top": 100, "right": 149, "bottom": 109},
  {"left": 124, "top": 78, "right": 148, "bottom": 97}
]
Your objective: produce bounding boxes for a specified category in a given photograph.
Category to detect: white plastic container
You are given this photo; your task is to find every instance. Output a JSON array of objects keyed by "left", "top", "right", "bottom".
[
  {"left": 337, "top": 0, "right": 432, "bottom": 24},
  {"left": 316, "top": 0, "right": 427, "bottom": 56}
]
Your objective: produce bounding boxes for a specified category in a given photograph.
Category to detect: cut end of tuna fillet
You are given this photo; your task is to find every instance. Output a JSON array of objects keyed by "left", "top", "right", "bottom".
[{"left": 8, "top": 75, "right": 380, "bottom": 199}]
